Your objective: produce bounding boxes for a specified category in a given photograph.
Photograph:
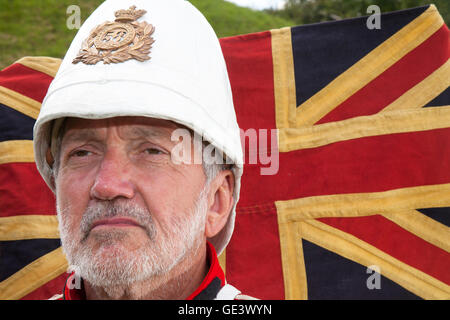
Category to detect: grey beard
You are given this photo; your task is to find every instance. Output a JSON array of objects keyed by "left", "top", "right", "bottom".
[{"left": 57, "top": 187, "right": 208, "bottom": 292}]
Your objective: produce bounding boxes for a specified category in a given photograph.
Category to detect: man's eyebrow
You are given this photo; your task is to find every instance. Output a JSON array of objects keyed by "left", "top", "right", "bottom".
[
  {"left": 127, "top": 126, "right": 169, "bottom": 140},
  {"left": 61, "top": 126, "right": 177, "bottom": 146},
  {"left": 62, "top": 129, "right": 102, "bottom": 144}
]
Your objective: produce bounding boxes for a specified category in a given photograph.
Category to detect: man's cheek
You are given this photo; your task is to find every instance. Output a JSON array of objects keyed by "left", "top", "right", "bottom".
[{"left": 57, "top": 200, "right": 84, "bottom": 245}]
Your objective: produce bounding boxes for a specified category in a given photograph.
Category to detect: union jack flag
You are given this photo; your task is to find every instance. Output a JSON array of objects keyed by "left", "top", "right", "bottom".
[
  {"left": 0, "top": 4, "right": 449, "bottom": 299},
  {"left": 221, "top": 4, "right": 450, "bottom": 299}
]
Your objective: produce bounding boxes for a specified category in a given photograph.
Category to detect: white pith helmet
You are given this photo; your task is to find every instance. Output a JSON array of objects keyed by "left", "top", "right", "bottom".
[{"left": 33, "top": 0, "right": 243, "bottom": 255}]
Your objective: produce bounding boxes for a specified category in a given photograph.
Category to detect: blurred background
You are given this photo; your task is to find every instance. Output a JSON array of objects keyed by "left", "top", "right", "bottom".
[{"left": 0, "top": 0, "right": 449, "bottom": 70}]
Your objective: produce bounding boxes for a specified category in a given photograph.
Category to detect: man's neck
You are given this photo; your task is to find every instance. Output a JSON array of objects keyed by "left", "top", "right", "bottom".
[{"left": 83, "top": 244, "right": 208, "bottom": 300}]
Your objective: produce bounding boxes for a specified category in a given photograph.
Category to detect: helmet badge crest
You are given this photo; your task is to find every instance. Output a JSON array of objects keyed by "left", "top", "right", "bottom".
[{"left": 73, "top": 6, "right": 155, "bottom": 65}]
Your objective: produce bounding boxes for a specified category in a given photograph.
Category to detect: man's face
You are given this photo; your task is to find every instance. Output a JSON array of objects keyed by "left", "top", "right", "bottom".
[{"left": 55, "top": 117, "right": 208, "bottom": 288}]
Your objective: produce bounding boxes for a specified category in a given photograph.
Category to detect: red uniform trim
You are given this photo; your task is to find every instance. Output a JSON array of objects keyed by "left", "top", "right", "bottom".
[{"left": 186, "top": 242, "right": 225, "bottom": 300}]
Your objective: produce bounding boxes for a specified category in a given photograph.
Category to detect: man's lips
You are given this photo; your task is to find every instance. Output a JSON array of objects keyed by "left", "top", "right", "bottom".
[{"left": 91, "top": 217, "right": 143, "bottom": 230}]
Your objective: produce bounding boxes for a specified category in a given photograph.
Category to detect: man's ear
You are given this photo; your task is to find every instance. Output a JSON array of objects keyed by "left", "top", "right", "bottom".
[
  {"left": 46, "top": 148, "right": 56, "bottom": 186},
  {"left": 204, "top": 170, "right": 235, "bottom": 239},
  {"left": 46, "top": 147, "right": 54, "bottom": 168}
]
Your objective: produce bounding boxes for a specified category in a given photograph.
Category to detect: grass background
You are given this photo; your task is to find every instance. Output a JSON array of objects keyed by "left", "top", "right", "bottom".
[{"left": 0, "top": 0, "right": 294, "bottom": 70}]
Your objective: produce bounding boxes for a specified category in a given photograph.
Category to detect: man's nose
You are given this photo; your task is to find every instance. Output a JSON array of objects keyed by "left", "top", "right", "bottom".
[{"left": 90, "top": 151, "right": 135, "bottom": 201}]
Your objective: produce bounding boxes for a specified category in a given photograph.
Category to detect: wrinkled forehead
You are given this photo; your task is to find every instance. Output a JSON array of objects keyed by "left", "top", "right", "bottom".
[
  {"left": 59, "top": 116, "right": 189, "bottom": 143},
  {"left": 65, "top": 116, "right": 180, "bottom": 133}
]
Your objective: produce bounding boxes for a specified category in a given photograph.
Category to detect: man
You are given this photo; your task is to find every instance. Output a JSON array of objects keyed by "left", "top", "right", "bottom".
[{"left": 33, "top": 0, "right": 250, "bottom": 300}]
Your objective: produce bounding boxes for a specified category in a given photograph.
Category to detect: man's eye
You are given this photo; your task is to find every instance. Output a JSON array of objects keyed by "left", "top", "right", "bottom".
[
  {"left": 144, "top": 148, "right": 163, "bottom": 155},
  {"left": 72, "top": 150, "right": 92, "bottom": 157}
]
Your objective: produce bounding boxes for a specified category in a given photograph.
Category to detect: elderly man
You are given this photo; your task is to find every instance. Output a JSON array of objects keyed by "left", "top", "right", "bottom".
[{"left": 33, "top": 0, "right": 249, "bottom": 300}]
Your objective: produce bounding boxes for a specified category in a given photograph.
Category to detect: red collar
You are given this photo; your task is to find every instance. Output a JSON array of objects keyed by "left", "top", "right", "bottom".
[{"left": 62, "top": 242, "right": 225, "bottom": 300}]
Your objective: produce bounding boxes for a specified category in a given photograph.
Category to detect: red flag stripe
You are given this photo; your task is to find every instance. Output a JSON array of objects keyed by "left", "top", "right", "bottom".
[
  {"left": 238, "top": 127, "right": 450, "bottom": 207},
  {"left": 221, "top": 33, "right": 285, "bottom": 299},
  {"left": 317, "top": 24, "right": 450, "bottom": 124},
  {"left": 228, "top": 204, "right": 285, "bottom": 299},
  {"left": 318, "top": 215, "right": 450, "bottom": 285},
  {"left": 0, "top": 163, "right": 56, "bottom": 217},
  {"left": 0, "top": 63, "right": 54, "bottom": 103},
  {"left": 20, "top": 273, "right": 67, "bottom": 300},
  {"left": 220, "top": 32, "right": 277, "bottom": 131}
]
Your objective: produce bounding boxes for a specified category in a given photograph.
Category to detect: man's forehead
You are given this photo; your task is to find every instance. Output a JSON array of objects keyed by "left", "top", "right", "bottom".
[
  {"left": 61, "top": 116, "right": 186, "bottom": 140},
  {"left": 65, "top": 116, "right": 180, "bottom": 130}
]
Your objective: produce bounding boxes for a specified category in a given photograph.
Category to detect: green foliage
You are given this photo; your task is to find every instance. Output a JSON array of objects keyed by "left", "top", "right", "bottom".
[
  {"left": 189, "top": 0, "right": 293, "bottom": 38},
  {"left": 0, "top": 0, "right": 294, "bottom": 69},
  {"left": 0, "top": 0, "right": 104, "bottom": 69},
  {"left": 266, "top": 0, "right": 450, "bottom": 25}
]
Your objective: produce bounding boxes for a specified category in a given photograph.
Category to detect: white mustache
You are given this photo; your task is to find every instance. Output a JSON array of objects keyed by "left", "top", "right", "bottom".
[{"left": 80, "top": 201, "right": 156, "bottom": 241}]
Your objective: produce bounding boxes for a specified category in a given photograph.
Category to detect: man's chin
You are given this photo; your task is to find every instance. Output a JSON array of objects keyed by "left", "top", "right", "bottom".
[
  {"left": 70, "top": 242, "right": 154, "bottom": 287},
  {"left": 88, "top": 227, "right": 129, "bottom": 243}
]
